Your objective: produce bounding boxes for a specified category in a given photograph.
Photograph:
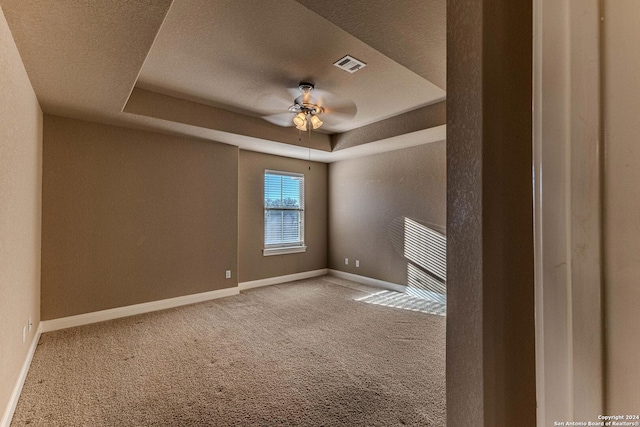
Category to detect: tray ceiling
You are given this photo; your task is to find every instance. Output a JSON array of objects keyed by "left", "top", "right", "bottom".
[{"left": 0, "top": 0, "right": 446, "bottom": 161}]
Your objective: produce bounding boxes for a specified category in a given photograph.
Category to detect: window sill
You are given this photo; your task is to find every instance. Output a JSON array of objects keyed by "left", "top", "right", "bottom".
[{"left": 263, "top": 246, "right": 307, "bottom": 257}]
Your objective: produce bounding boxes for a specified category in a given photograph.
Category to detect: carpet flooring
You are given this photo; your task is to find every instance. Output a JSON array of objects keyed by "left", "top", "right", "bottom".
[{"left": 11, "top": 276, "right": 446, "bottom": 426}]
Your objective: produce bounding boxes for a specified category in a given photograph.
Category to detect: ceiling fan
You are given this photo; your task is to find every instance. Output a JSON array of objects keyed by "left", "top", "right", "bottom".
[{"left": 261, "top": 82, "right": 357, "bottom": 132}]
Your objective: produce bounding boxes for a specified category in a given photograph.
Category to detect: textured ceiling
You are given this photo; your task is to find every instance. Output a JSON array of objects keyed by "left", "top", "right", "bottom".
[
  {"left": 0, "top": 0, "right": 172, "bottom": 119},
  {"left": 0, "top": 0, "right": 446, "bottom": 161},
  {"left": 295, "top": 0, "right": 446, "bottom": 89},
  {"left": 136, "top": 0, "right": 444, "bottom": 133}
]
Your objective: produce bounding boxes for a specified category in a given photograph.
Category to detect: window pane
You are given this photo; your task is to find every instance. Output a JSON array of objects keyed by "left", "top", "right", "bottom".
[
  {"left": 264, "top": 173, "right": 302, "bottom": 208},
  {"left": 264, "top": 174, "right": 283, "bottom": 208},
  {"left": 265, "top": 210, "right": 300, "bottom": 245},
  {"left": 264, "top": 171, "right": 304, "bottom": 247},
  {"left": 281, "top": 177, "right": 300, "bottom": 208}
]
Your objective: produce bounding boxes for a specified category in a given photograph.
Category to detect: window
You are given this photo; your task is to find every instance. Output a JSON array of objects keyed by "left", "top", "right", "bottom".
[{"left": 263, "top": 170, "right": 306, "bottom": 256}]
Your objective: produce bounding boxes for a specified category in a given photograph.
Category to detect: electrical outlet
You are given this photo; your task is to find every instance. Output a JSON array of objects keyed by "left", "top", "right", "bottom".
[
  {"left": 356, "top": 260, "right": 360, "bottom": 268},
  {"left": 28, "top": 317, "right": 32, "bottom": 332},
  {"left": 22, "top": 326, "right": 26, "bottom": 343},
  {"left": 225, "top": 270, "right": 231, "bottom": 279},
  {"left": 345, "top": 258, "right": 349, "bottom": 265}
]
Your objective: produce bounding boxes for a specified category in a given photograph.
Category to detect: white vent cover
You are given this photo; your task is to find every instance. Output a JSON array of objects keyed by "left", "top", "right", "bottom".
[{"left": 333, "top": 55, "right": 367, "bottom": 73}]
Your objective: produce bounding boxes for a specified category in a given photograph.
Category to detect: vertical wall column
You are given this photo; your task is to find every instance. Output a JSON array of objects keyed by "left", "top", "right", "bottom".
[
  {"left": 0, "top": 5, "right": 43, "bottom": 424},
  {"left": 533, "top": 0, "right": 604, "bottom": 424},
  {"left": 567, "top": 0, "right": 603, "bottom": 419},
  {"left": 533, "top": 0, "right": 572, "bottom": 423},
  {"left": 602, "top": 0, "right": 640, "bottom": 412},
  {"left": 446, "top": 0, "right": 536, "bottom": 425}
]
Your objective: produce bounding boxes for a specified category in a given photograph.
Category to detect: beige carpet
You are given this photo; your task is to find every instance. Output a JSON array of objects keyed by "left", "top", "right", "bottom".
[{"left": 12, "top": 276, "right": 446, "bottom": 426}]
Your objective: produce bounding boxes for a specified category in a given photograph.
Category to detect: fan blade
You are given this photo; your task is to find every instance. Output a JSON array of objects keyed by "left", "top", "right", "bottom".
[
  {"left": 258, "top": 90, "right": 295, "bottom": 114},
  {"left": 288, "top": 87, "right": 357, "bottom": 119},
  {"left": 322, "top": 101, "right": 357, "bottom": 119},
  {"left": 286, "top": 87, "right": 304, "bottom": 100},
  {"left": 264, "top": 84, "right": 358, "bottom": 128},
  {"left": 262, "top": 112, "right": 295, "bottom": 127},
  {"left": 313, "top": 89, "right": 357, "bottom": 119},
  {"left": 317, "top": 114, "right": 353, "bottom": 129}
]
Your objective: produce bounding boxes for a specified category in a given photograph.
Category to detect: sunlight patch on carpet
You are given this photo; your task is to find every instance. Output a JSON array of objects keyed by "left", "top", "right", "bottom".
[{"left": 355, "top": 290, "right": 446, "bottom": 316}]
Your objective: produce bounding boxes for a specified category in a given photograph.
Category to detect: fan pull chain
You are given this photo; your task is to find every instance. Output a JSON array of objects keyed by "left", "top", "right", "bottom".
[{"left": 308, "top": 123, "right": 312, "bottom": 170}]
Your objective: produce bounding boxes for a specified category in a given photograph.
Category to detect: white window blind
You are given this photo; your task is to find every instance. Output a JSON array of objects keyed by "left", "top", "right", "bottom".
[{"left": 264, "top": 171, "right": 304, "bottom": 248}]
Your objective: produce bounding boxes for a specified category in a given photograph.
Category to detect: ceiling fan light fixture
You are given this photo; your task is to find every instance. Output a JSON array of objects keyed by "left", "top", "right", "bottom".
[
  {"left": 310, "top": 114, "right": 323, "bottom": 129},
  {"left": 288, "top": 82, "right": 328, "bottom": 131},
  {"left": 293, "top": 112, "right": 306, "bottom": 129}
]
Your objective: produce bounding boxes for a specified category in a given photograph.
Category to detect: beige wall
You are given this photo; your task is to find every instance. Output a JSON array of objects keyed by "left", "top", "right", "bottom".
[
  {"left": 447, "top": 0, "right": 536, "bottom": 424},
  {"left": 331, "top": 102, "right": 446, "bottom": 151},
  {"left": 238, "top": 150, "right": 327, "bottom": 283},
  {"left": 603, "top": 0, "right": 640, "bottom": 411},
  {"left": 0, "top": 5, "right": 42, "bottom": 422},
  {"left": 328, "top": 141, "right": 445, "bottom": 285},
  {"left": 41, "top": 116, "right": 238, "bottom": 320}
]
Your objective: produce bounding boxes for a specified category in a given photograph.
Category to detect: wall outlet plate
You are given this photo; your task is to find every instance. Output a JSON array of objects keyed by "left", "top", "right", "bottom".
[
  {"left": 345, "top": 258, "right": 349, "bottom": 265},
  {"left": 356, "top": 260, "right": 360, "bottom": 268},
  {"left": 225, "top": 270, "right": 231, "bottom": 279}
]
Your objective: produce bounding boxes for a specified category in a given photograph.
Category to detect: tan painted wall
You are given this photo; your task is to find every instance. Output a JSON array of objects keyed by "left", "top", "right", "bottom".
[
  {"left": 238, "top": 150, "right": 327, "bottom": 283},
  {"left": 41, "top": 116, "right": 238, "bottom": 320},
  {"left": 603, "top": 0, "right": 640, "bottom": 411},
  {"left": 328, "top": 142, "right": 445, "bottom": 285},
  {"left": 331, "top": 102, "right": 446, "bottom": 151},
  {"left": 447, "top": 0, "right": 536, "bottom": 424},
  {"left": 0, "top": 5, "right": 42, "bottom": 421}
]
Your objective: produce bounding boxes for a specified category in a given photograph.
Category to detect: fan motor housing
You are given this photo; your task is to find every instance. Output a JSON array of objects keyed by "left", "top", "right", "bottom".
[{"left": 298, "top": 82, "right": 314, "bottom": 92}]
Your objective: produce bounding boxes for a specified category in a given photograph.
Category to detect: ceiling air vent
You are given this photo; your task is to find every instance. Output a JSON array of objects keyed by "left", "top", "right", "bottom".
[{"left": 333, "top": 55, "right": 367, "bottom": 73}]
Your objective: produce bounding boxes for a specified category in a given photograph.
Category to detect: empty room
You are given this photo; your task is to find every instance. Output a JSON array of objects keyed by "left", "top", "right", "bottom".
[
  {"left": 2, "top": 1, "right": 451, "bottom": 425},
  {"left": 4, "top": 0, "right": 638, "bottom": 426}
]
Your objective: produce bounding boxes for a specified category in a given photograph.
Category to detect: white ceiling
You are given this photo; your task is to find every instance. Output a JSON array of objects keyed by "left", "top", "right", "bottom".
[{"left": 0, "top": 0, "right": 446, "bottom": 161}]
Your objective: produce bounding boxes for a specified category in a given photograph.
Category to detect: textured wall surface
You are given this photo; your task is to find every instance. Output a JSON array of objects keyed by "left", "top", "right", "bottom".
[
  {"left": 41, "top": 116, "right": 238, "bottom": 320},
  {"left": 445, "top": 0, "right": 484, "bottom": 424},
  {"left": 328, "top": 142, "right": 446, "bottom": 286},
  {"left": 238, "top": 150, "right": 327, "bottom": 283},
  {"left": 331, "top": 102, "right": 446, "bottom": 151},
  {"left": 0, "top": 5, "right": 42, "bottom": 422},
  {"left": 446, "top": 0, "right": 536, "bottom": 425},
  {"left": 603, "top": 0, "right": 640, "bottom": 411}
]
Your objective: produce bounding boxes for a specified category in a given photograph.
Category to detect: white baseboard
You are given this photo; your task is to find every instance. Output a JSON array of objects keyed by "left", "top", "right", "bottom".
[
  {"left": 327, "top": 269, "right": 407, "bottom": 293},
  {"left": 41, "top": 269, "right": 330, "bottom": 332},
  {"left": 41, "top": 287, "right": 239, "bottom": 333},
  {"left": 239, "top": 268, "right": 328, "bottom": 291},
  {"left": 1, "top": 322, "right": 42, "bottom": 427}
]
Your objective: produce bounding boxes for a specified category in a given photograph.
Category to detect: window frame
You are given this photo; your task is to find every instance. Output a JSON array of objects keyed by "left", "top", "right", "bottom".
[{"left": 263, "top": 169, "right": 306, "bottom": 256}]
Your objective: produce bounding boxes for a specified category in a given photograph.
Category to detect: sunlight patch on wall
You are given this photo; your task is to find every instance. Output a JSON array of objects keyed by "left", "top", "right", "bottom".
[
  {"left": 407, "top": 263, "right": 446, "bottom": 304},
  {"left": 404, "top": 217, "right": 446, "bottom": 281},
  {"left": 403, "top": 217, "right": 447, "bottom": 307}
]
